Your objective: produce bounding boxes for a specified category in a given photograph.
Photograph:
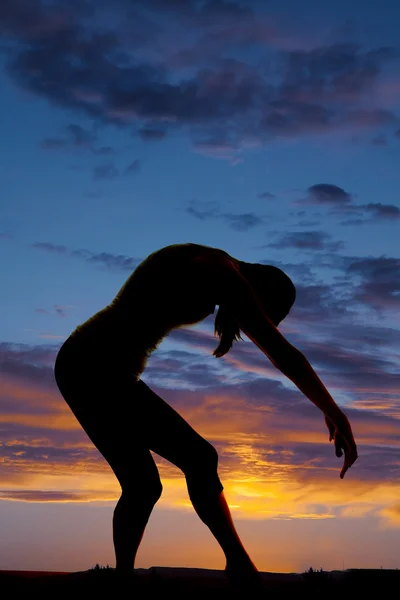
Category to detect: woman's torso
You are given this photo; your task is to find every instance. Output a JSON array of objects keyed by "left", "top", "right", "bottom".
[{"left": 65, "top": 243, "right": 232, "bottom": 375}]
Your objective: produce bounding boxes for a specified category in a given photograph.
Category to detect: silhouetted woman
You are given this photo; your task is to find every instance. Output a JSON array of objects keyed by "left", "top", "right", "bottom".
[{"left": 54, "top": 243, "right": 358, "bottom": 585}]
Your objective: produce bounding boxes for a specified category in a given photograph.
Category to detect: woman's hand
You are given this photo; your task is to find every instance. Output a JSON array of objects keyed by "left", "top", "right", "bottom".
[{"left": 324, "top": 414, "right": 358, "bottom": 479}]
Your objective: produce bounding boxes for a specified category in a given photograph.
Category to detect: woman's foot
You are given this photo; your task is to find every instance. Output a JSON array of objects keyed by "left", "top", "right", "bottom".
[{"left": 225, "top": 557, "right": 262, "bottom": 591}]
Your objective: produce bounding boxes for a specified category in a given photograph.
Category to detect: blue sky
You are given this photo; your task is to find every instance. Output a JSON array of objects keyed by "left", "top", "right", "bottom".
[{"left": 0, "top": 0, "right": 399, "bottom": 573}]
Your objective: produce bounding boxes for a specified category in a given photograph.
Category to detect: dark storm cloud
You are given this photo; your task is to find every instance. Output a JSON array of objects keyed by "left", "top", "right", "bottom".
[
  {"left": 267, "top": 230, "right": 344, "bottom": 252},
  {"left": 32, "top": 242, "right": 140, "bottom": 271},
  {"left": 2, "top": 2, "right": 399, "bottom": 150}
]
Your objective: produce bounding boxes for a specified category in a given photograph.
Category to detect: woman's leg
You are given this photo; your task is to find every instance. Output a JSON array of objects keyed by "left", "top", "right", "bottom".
[
  {"left": 54, "top": 345, "right": 163, "bottom": 575},
  {"left": 111, "top": 452, "right": 162, "bottom": 574},
  {"left": 55, "top": 338, "right": 257, "bottom": 578},
  {"left": 135, "top": 379, "right": 258, "bottom": 578}
]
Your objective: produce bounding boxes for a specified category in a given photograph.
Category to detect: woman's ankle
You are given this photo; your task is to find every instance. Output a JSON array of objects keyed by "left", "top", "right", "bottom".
[{"left": 225, "top": 554, "right": 259, "bottom": 577}]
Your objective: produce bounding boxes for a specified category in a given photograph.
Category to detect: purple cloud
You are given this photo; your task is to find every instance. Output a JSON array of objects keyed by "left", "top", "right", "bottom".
[
  {"left": 346, "top": 256, "right": 400, "bottom": 312},
  {"left": 1, "top": 2, "right": 398, "bottom": 155}
]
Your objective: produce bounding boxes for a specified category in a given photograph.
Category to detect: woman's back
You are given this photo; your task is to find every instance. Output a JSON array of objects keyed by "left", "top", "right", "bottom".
[
  {"left": 69, "top": 243, "right": 226, "bottom": 375},
  {"left": 110, "top": 242, "right": 222, "bottom": 327}
]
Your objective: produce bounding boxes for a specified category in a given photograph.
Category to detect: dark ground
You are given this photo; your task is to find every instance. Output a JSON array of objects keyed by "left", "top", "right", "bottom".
[{"left": 1, "top": 566, "right": 399, "bottom": 598}]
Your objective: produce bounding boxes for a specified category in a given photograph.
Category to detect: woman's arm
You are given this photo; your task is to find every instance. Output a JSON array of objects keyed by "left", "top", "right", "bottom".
[{"left": 207, "top": 254, "right": 358, "bottom": 478}]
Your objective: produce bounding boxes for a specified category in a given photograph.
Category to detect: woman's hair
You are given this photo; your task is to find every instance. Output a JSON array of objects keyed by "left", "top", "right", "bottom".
[{"left": 213, "top": 261, "right": 296, "bottom": 358}]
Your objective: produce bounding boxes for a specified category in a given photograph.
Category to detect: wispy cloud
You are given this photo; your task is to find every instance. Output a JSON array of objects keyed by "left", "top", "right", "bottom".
[
  {"left": 1, "top": 336, "right": 399, "bottom": 524},
  {"left": 266, "top": 230, "right": 344, "bottom": 252},
  {"left": 32, "top": 242, "right": 140, "bottom": 271},
  {"left": 186, "top": 200, "right": 265, "bottom": 231}
]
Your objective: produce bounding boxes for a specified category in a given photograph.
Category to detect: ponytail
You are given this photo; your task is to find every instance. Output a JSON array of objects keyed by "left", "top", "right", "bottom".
[{"left": 213, "top": 305, "right": 242, "bottom": 358}]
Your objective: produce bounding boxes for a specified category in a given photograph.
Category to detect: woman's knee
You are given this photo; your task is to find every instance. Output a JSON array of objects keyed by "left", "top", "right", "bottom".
[
  {"left": 120, "top": 475, "right": 163, "bottom": 505},
  {"left": 183, "top": 438, "right": 219, "bottom": 476}
]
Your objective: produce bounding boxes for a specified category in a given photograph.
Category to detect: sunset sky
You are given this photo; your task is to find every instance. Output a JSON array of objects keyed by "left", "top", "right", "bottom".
[{"left": 1, "top": 0, "right": 399, "bottom": 574}]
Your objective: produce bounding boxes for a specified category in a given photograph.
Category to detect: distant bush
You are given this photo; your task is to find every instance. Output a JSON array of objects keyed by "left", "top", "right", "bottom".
[
  {"left": 89, "top": 563, "right": 114, "bottom": 571},
  {"left": 303, "top": 567, "right": 329, "bottom": 582}
]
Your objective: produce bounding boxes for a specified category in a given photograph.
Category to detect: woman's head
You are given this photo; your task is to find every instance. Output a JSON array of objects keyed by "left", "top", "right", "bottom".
[
  {"left": 238, "top": 261, "right": 296, "bottom": 326},
  {"left": 213, "top": 261, "right": 296, "bottom": 358}
]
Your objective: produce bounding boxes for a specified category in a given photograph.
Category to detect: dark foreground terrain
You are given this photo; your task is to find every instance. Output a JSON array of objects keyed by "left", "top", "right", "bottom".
[{"left": 1, "top": 566, "right": 399, "bottom": 598}]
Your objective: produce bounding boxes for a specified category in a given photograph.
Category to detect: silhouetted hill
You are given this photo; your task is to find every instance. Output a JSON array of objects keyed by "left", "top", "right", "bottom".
[{"left": 1, "top": 566, "right": 399, "bottom": 597}]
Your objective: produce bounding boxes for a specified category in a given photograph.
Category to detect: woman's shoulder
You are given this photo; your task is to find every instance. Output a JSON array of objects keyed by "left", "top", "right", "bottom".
[{"left": 147, "top": 243, "right": 230, "bottom": 264}]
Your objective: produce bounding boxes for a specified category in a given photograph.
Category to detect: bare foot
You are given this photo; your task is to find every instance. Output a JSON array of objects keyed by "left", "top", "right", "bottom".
[{"left": 225, "top": 557, "right": 262, "bottom": 590}]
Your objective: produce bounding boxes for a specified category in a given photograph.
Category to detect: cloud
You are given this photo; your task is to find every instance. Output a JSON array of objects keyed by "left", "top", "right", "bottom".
[
  {"left": 299, "top": 184, "right": 399, "bottom": 224},
  {"left": 1, "top": 321, "right": 399, "bottom": 517},
  {"left": 186, "top": 202, "right": 220, "bottom": 221},
  {"left": 40, "top": 122, "right": 114, "bottom": 155},
  {"left": 346, "top": 256, "right": 400, "bottom": 312},
  {"left": 2, "top": 2, "right": 399, "bottom": 158},
  {"left": 258, "top": 191, "right": 276, "bottom": 200},
  {"left": 363, "top": 203, "right": 400, "bottom": 219},
  {"left": 266, "top": 230, "right": 344, "bottom": 252},
  {"left": 0, "top": 490, "right": 111, "bottom": 502},
  {"left": 32, "top": 242, "right": 140, "bottom": 271},
  {"left": 186, "top": 200, "right": 264, "bottom": 231},
  {"left": 92, "top": 159, "right": 140, "bottom": 179},
  {"left": 371, "top": 134, "right": 387, "bottom": 146},
  {"left": 138, "top": 127, "right": 167, "bottom": 141},
  {"left": 35, "top": 305, "right": 71, "bottom": 318},
  {"left": 307, "top": 184, "right": 353, "bottom": 205},
  {"left": 221, "top": 212, "right": 264, "bottom": 231},
  {"left": 93, "top": 163, "right": 119, "bottom": 180}
]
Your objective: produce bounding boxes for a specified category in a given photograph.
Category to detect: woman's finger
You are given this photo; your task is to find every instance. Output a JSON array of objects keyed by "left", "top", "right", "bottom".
[{"left": 334, "top": 433, "right": 344, "bottom": 458}]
